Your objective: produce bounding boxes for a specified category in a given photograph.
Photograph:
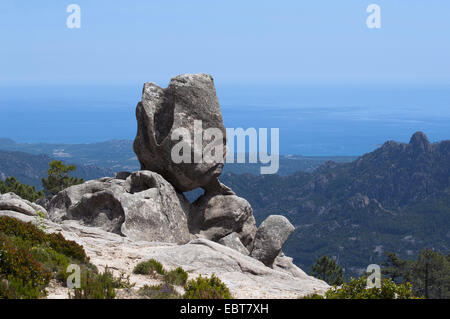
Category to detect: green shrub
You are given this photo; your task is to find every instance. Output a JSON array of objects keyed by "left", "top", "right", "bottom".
[
  {"left": 70, "top": 267, "right": 132, "bottom": 299},
  {"left": 324, "top": 277, "right": 421, "bottom": 299},
  {"left": 31, "top": 246, "right": 70, "bottom": 273},
  {"left": 0, "top": 216, "right": 47, "bottom": 245},
  {"left": 165, "top": 267, "right": 188, "bottom": 286},
  {"left": 139, "top": 283, "right": 181, "bottom": 299},
  {"left": 47, "top": 232, "right": 88, "bottom": 263},
  {"left": 0, "top": 216, "right": 88, "bottom": 264},
  {"left": 0, "top": 276, "right": 45, "bottom": 299},
  {"left": 133, "top": 259, "right": 166, "bottom": 277},
  {"left": 0, "top": 216, "right": 92, "bottom": 298},
  {"left": 183, "top": 274, "right": 232, "bottom": 299},
  {"left": 0, "top": 233, "right": 51, "bottom": 299}
]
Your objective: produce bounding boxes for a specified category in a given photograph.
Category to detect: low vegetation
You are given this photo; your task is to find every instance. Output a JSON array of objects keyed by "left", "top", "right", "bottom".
[
  {"left": 139, "top": 283, "right": 181, "bottom": 299},
  {"left": 70, "top": 267, "right": 133, "bottom": 299},
  {"left": 0, "top": 216, "right": 89, "bottom": 298},
  {"left": 304, "top": 277, "right": 420, "bottom": 299},
  {"left": 183, "top": 274, "right": 232, "bottom": 299},
  {"left": 0, "top": 215, "right": 129, "bottom": 299},
  {"left": 133, "top": 259, "right": 166, "bottom": 277},
  {"left": 135, "top": 259, "right": 231, "bottom": 299}
]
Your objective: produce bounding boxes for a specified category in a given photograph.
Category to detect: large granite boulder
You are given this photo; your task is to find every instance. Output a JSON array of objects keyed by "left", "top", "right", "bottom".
[
  {"left": 189, "top": 193, "right": 257, "bottom": 249},
  {"left": 133, "top": 74, "right": 227, "bottom": 193},
  {"left": 250, "top": 215, "right": 295, "bottom": 266},
  {"left": 0, "top": 192, "right": 47, "bottom": 216},
  {"left": 47, "top": 171, "right": 191, "bottom": 244}
]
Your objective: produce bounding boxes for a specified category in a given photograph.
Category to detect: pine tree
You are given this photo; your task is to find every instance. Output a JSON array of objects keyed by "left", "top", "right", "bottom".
[
  {"left": 0, "top": 177, "right": 44, "bottom": 202},
  {"left": 311, "top": 255, "right": 345, "bottom": 285},
  {"left": 382, "top": 249, "right": 450, "bottom": 299},
  {"left": 41, "top": 160, "right": 84, "bottom": 196}
]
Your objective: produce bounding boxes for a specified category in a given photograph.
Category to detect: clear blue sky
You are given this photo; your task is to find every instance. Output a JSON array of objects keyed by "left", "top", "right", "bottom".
[{"left": 0, "top": 0, "right": 449, "bottom": 87}]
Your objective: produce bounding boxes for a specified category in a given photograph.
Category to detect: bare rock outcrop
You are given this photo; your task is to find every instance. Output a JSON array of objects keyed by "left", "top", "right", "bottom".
[
  {"left": 0, "top": 192, "right": 47, "bottom": 216},
  {"left": 47, "top": 171, "right": 191, "bottom": 244}
]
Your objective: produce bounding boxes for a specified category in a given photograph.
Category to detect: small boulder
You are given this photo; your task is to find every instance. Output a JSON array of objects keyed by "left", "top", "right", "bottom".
[
  {"left": 250, "top": 215, "right": 295, "bottom": 267},
  {"left": 218, "top": 232, "right": 250, "bottom": 255},
  {"left": 189, "top": 193, "right": 257, "bottom": 249}
]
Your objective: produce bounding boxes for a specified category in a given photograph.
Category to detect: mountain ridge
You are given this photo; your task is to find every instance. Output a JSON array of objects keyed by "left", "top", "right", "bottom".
[
  {"left": 219, "top": 132, "right": 450, "bottom": 277},
  {"left": 0, "top": 149, "right": 114, "bottom": 189}
]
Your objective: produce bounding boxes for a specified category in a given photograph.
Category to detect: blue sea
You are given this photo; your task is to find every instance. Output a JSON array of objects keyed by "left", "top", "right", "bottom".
[{"left": 0, "top": 84, "right": 449, "bottom": 156}]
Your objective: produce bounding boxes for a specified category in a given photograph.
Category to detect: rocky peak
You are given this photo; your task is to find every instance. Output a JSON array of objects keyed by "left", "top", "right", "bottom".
[{"left": 409, "top": 131, "right": 432, "bottom": 153}]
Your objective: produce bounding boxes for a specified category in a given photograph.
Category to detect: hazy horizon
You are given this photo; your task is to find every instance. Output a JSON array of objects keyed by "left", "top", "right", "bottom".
[{"left": 1, "top": 1, "right": 449, "bottom": 155}]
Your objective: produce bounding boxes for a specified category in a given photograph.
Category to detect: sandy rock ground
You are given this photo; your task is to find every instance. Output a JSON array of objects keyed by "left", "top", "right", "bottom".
[{"left": 0, "top": 211, "right": 329, "bottom": 299}]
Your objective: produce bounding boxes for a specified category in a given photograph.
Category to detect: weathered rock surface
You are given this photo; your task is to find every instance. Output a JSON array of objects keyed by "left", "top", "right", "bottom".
[
  {"left": 0, "top": 192, "right": 47, "bottom": 216},
  {"left": 47, "top": 171, "right": 191, "bottom": 244},
  {"left": 218, "top": 232, "right": 250, "bottom": 255},
  {"left": 189, "top": 193, "right": 257, "bottom": 249},
  {"left": 0, "top": 211, "right": 329, "bottom": 299},
  {"left": 251, "top": 215, "right": 295, "bottom": 266},
  {"left": 133, "top": 74, "right": 227, "bottom": 193}
]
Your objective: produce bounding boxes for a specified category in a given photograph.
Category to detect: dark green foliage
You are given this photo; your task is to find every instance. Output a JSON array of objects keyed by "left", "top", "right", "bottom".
[
  {"left": 133, "top": 259, "right": 166, "bottom": 277},
  {"left": 133, "top": 259, "right": 188, "bottom": 286},
  {"left": 220, "top": 136, "right": 450, "bottom": 279},
  {"left": 0, "top": 177, "right": 44, "bottom": 202},
  {"left": 139, "top": 283, "right": 181, "bottom": 299},
  {"left": 42, "top": 160, "right": 84, "bottom": 196},
  {"left": 323, "top": 277, "right": 420, "bottom": 299},
  {"left": 0, "top": 216, "right": 88, "bottom": 263},
  {"left": 70, "top": 267, "right": 131, "bottom": 299},
  {"left": 47, "top": 232, "right": 88, "bottom": 263},
  {"left": 0, "top": 216, "right": 91, "bottom": 299},
  {"left": 382, "top": 249, "right": 450, "bottom": 299},
  {"left": 0, "top": 215, "right": 48, "bottom": 245},
  {"left": 311, "top": 255, "right": 344, "bottom": 285},
  {"left": 0, "top": 233, "right": 51, "bottom": 298},
  {"left": 183, "top": 274, "right": 232, "bottom": 299},
  {"left": 165, "top": 267, "right": 188, "bottom": 286}
]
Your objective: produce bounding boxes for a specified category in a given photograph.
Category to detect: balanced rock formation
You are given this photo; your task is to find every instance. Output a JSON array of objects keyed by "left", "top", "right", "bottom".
[
  {"left": 47, "top": 171, "right": 191, "bottom": 244},
  {"left": 3, "top": 74, "right": 303, "bottom": 287},
  {"left": 250, "top": 215, "right": 295, "bottom": 266},
  {"left": 133, "top": 74, "right": 227, "bottom": 193}
]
